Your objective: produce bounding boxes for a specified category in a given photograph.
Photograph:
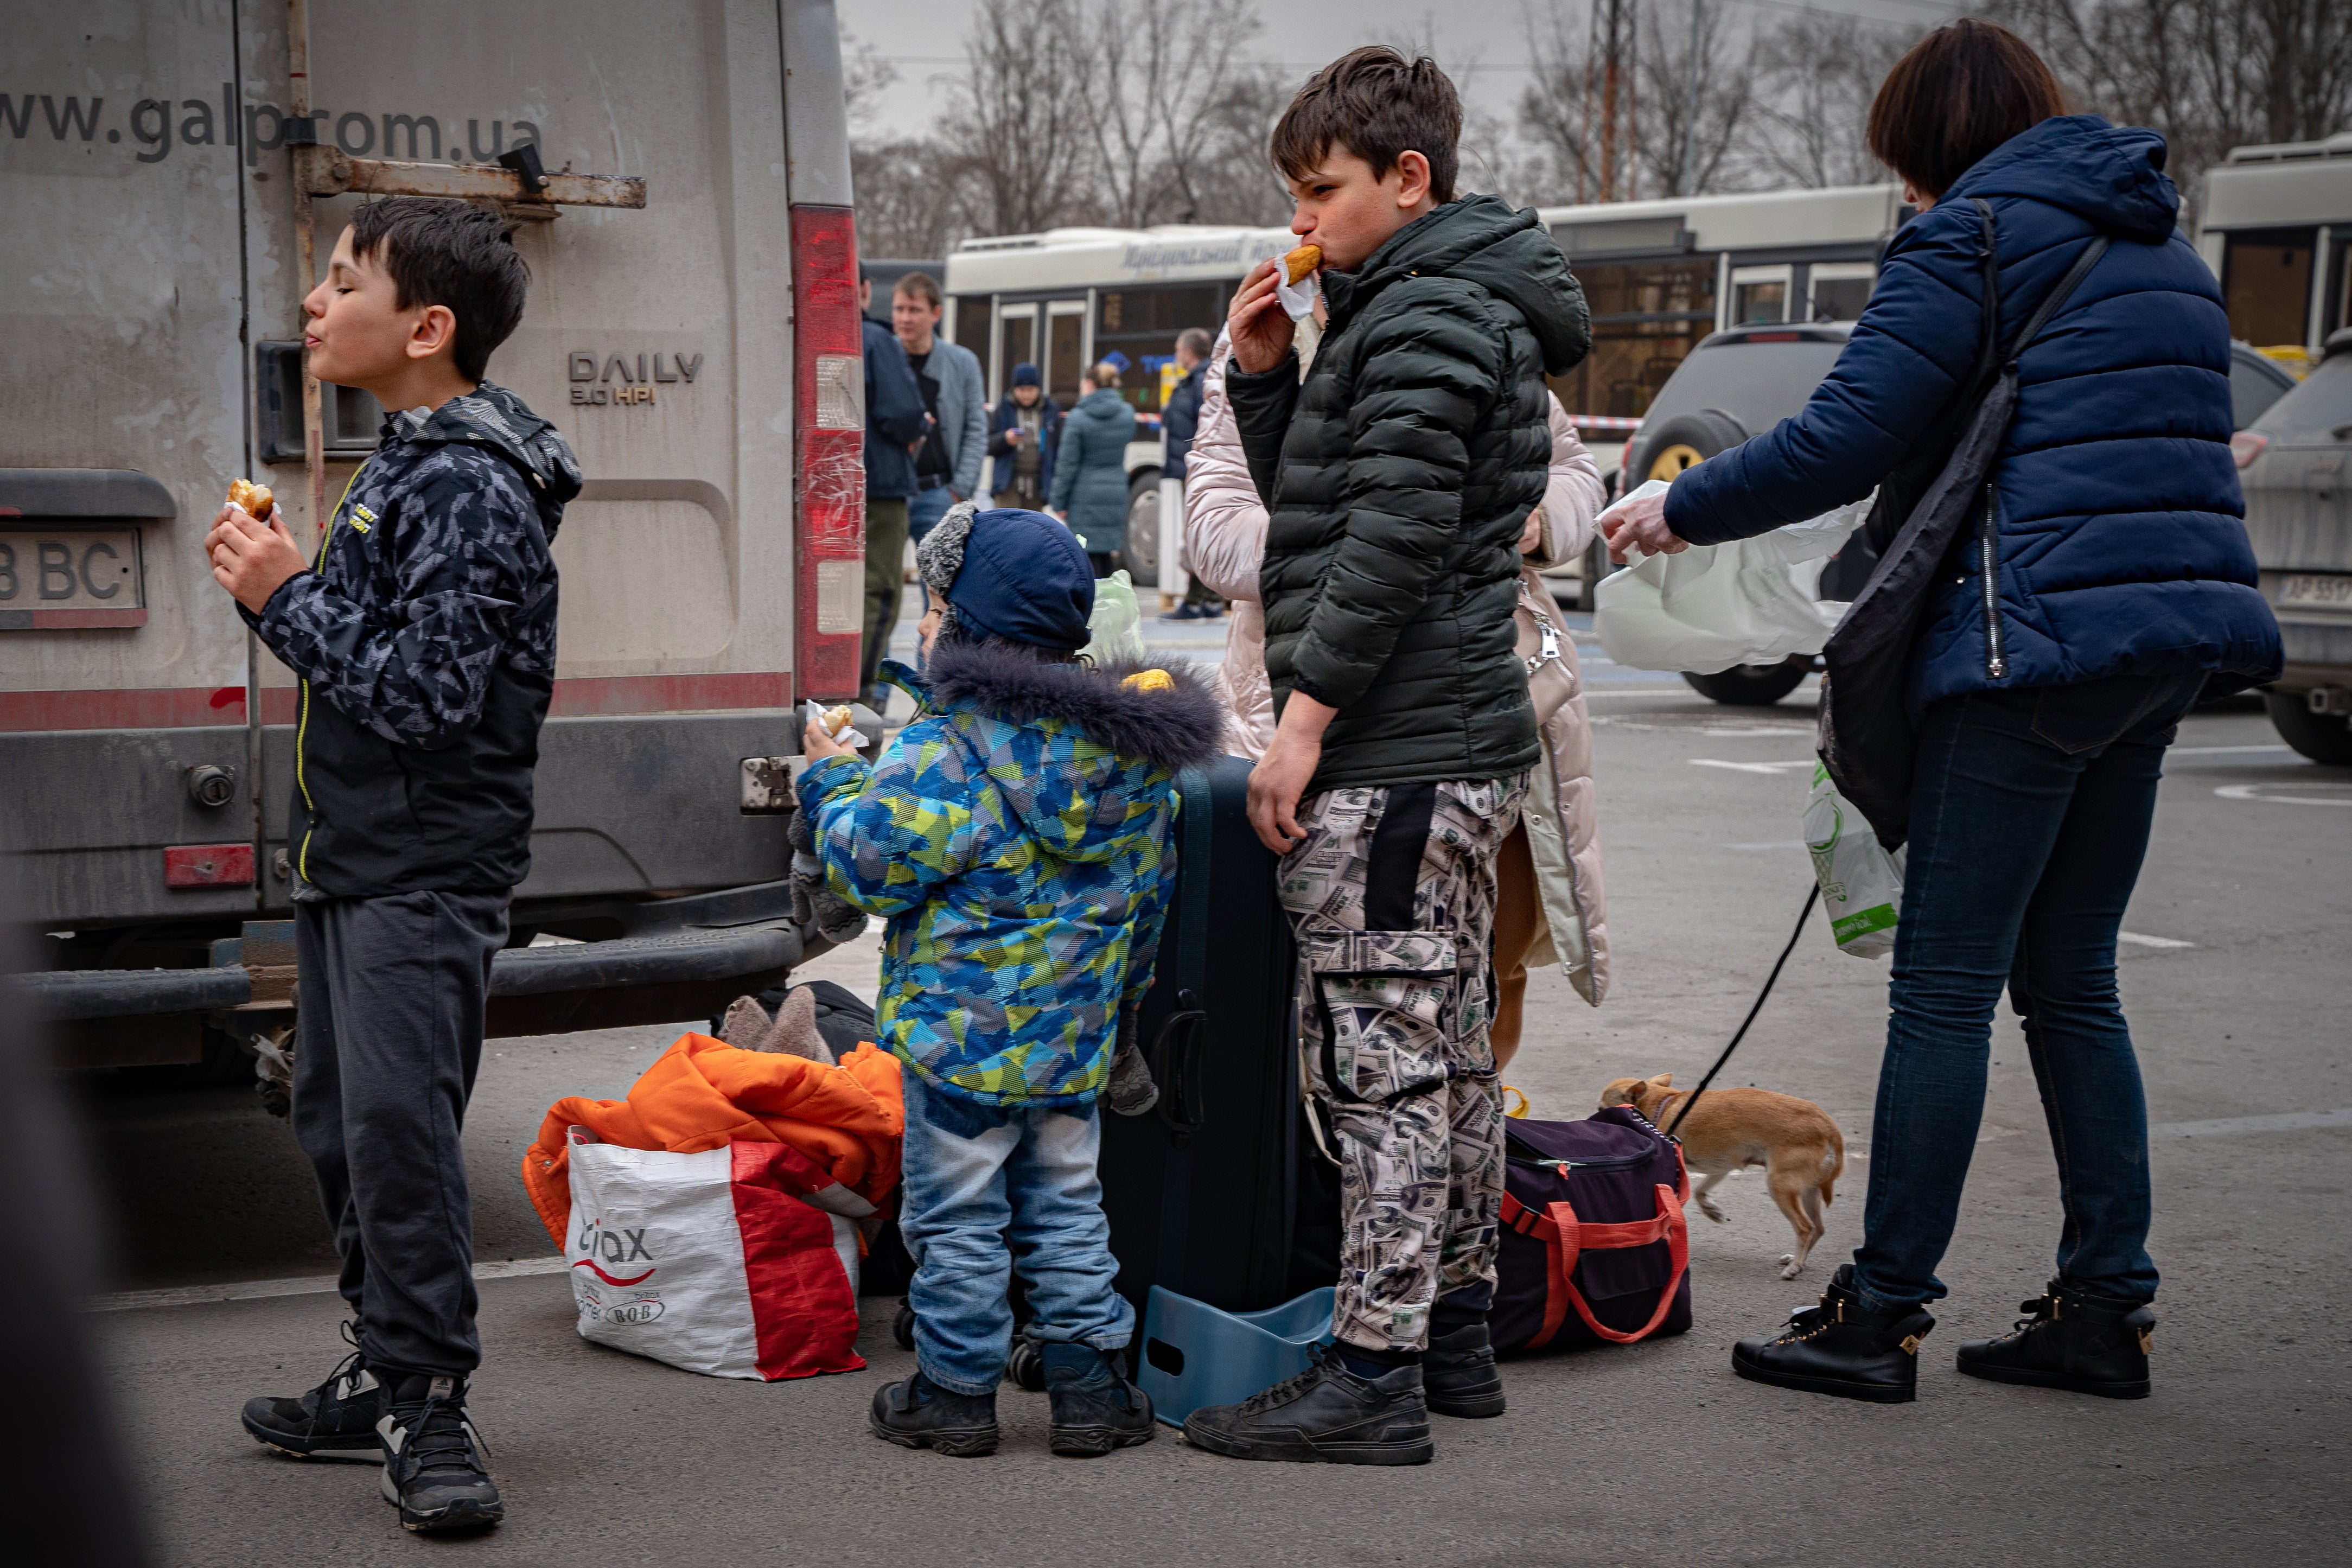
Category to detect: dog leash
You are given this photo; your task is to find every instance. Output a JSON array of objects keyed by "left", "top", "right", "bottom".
[{"left": 1662, "top": 884, "right": 1821, "bottom": 1139}]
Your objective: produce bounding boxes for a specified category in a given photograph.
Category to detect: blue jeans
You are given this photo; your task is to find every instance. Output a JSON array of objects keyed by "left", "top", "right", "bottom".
[
  {"left": 897, "top": 1069, "right": 1134, "bottom": 1394},
  {"left": 907, "top": 483, "right": 955, "bottom": 541},
  {"left": 1853, "top": 670, "right": 2205, "bottom": 1312}
]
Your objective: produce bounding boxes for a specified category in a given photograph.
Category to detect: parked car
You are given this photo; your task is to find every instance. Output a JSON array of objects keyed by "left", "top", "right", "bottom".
[
  {"left": 2234, "top": 327, "right": 2352, "bottom": 762},
  {"left": 2229, "top": 341, "right": 2299, "bottom": 427}
]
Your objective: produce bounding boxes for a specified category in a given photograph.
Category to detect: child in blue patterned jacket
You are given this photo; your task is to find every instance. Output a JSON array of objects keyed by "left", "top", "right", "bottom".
[{"left": 799, "top": 505, "right": 1223, "bottom": 1458}]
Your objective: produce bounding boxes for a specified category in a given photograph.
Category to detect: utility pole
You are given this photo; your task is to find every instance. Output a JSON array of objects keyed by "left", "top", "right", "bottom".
[
  {"left": 1588, "top": 0, "right": 1638, "bottom": 202},
  {"left": 1679, "top": 0, "right": 1703, "bottom": 196}
]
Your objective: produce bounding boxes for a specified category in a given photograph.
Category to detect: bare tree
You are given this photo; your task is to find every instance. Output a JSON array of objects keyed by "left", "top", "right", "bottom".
[
  {"left": 1749, "top": 12, "right": 1914, "bottom": 189},
  {"left": 1148, "top": 0, "right": 1273, "bottom": 222},
  {"left": 1636, "top": 0, "right": 1761, "bottom": 195},
  {"left": 934, "top": 0, "right": 1106, "bottom": 235},
  {"left": 1176, "top": 60, "right": 1301, "bottom": 226}
]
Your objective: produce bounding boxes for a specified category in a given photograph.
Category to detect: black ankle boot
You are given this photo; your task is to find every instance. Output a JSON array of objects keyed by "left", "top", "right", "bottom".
[
  {"left": 1041, "top": 1345, "right": 1155, "bottom": 1457},
  {"left": 1732, "top": 1264, "right": 1935, "bottom": 1404},
  {"left": 1423, "top": 1323, "right": 1505, "bottom": 1419},
  {"left": 870, "top": 1371, "right": 1000, "bottom": 1457},
  {"left": 1957, "top": 1279, "right": 2153, "bottom": 1399}
]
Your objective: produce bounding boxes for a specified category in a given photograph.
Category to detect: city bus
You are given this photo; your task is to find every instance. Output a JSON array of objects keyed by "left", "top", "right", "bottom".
[
  {"left": 2196, "top": 132, "right": 2352, "bottom": 374},
  {"left": 941, "top": 183, "right": 1907, "bottom": 593}
]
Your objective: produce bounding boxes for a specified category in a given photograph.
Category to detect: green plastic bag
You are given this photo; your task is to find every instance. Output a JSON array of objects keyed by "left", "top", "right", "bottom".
[
  {"left": 1804, "top": 762, "right": 1906, "bottom": 959},
  {"left": 1083, "top": 569, "right": 1149, "bottom": 666}
]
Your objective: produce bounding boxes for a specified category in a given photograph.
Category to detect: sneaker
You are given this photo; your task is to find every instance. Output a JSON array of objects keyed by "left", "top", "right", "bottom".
[
  {"left": 1731, "top": 1263, "right": 1935, "bottom": 1404},
  {"left": 869, "top": 1370, "right": 1000, "bottom": 1457},
  {"left": 1956, "top": 1278, "right": 2153, "bottom": 1399},
  {"left": 377, "top": 1375, "right": 503, "bottom": 1533},
  {"left": 1041, "top": 1345, "right": 1155, "bottom": 1457},
  {"left": 240, "top": 1324, "right": 385, "bottom": 1460},
  {"left": 1423, "top": 1322, "right": 1506, "bottom": 1418},
  {"left": 1182, "top": 1345, "right": 1433, "bottom": 1465}
]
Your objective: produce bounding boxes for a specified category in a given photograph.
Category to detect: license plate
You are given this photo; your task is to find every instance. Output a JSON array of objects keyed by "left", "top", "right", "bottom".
[
  {"left": 2278, "top": 572, "right": 2352, "bottom": 611},
  {"left": 0, "top": 528, "right": 146, "bottom": 629}
]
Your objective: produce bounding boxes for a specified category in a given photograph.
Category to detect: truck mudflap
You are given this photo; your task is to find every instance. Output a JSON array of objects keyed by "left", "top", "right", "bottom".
[{"left": 17, "top": 879, "right": 829, "bottom": 1070}]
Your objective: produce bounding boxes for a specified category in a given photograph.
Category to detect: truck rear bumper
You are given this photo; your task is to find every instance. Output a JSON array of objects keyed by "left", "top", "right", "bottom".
[{"left": 15, "top": 881, "right": 818, "bottom": 1068}]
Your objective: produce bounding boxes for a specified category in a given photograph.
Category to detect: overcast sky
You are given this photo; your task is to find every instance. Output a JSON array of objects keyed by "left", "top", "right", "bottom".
[{"left": 838, "top": 0, "right": 1971, "bottom": 141}]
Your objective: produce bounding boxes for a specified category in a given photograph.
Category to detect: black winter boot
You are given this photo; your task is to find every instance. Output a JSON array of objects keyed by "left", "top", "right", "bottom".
[
  {"left": 1182, "top": 1346, "right": 1433, "bottom": 1465},
  {"left": 1423, "top": 1323, "right": 1506, "bottom": 1418},
  {"left": 1957, "top": 1279, "right": 2153, "bottom": 1399},
  {"left": 869, "top": 1370, "right": 1000, "bottom": 1457},
  {"left": 241, "top": 1325, "right": 386, "bottom": 1459},
  {"left": 1732, "top": 1264, "right": 1935, "bottom": 1404},
  {"left": 1041, "top": 1344, "right": 1155, "bottom": 1457},
  {"left": 377, "top": 1374, "right": 502, "bottom": 1533}
]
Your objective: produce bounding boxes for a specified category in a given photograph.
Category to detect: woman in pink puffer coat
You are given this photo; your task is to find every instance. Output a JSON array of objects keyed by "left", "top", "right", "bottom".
[{"left": 1183, "top": 327, "right": 1611, "bottom": 1048}]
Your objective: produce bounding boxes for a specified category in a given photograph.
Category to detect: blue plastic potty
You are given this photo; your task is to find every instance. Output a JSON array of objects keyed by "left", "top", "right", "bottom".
[{"left": 1134, "top": 1284, "right": 1336, "bottom": 1427}]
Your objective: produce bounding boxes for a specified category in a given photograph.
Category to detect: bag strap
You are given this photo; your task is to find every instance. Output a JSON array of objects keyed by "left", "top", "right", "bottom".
[
  {"left": 2003, "top": 227, "right": 2112, "bottom": 369},
  {"left": 1502, "top": 1182, "right": 1692, "bottom": 1348}
]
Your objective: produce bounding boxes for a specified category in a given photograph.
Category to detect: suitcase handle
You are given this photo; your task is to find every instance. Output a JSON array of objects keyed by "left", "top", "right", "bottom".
[
  {"left": 1502, "top": 1182, "right": 1690, "bottom": 1348},
  {"left": 1149, "top": 987, "right": 1207, "bottom": 1136}
]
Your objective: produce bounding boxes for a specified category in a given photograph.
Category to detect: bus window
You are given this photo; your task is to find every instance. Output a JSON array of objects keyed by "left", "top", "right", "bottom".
[
  {"left": 1000, "top": 310, "right": 1035, "bottom": 391},
  {"left": 1731, "top": 266, "right": 1791, "bottom": 326},
  {"left": 954, "top": 295, "right": 993, "bottom": 392},
  {"left": 1047, "top": 304, "right": 1087, "bottom": 407},
  {"left": 1556, "top": 258, "right": 1716, "bottom": 419},
  {"left": 2223, "top": 229, "right": 2315, "bottom": 347},
  {"left": 1095, "top": 284, "right": 1221, "bottom": 411},
  {"left": 1809, "top": 265, "right": 1876, "bottom": 322}
]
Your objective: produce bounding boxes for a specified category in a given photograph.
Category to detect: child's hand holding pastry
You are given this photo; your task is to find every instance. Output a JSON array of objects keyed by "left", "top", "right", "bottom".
[
  {"left": 802, "top": 704, "right": 863, "bottom": 761},
  {"left": 207, "top": 482, "right": 309, "bottom": 614}
]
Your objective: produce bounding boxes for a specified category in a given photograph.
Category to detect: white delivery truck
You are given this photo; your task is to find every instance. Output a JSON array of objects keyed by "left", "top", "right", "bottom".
[{"left": 4, "top": 0, "right": 867, "bottom": 1088}]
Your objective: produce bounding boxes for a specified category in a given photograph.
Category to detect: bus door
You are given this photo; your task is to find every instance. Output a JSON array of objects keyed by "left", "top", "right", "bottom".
[
  {"left": 1046, "top": 299, "right": 1089, "bottom": 407},
  {"left": 998, "top": 303, "right": 1037, "bottom": 400}
]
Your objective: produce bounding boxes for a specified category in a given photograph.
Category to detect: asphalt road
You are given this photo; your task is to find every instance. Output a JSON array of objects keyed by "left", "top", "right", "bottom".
[{"left": 69, "top": 610, "right": 2350, "bottom": 1565}]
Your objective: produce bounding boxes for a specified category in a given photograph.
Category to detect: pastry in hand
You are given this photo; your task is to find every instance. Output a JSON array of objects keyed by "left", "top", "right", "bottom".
[
  {"left": 820, "top": 704, "right": 854, "bottom": 736},
  {"left": 226, "top": 478, "right": 275, "bottom": 521},
  {"left": 1283, "top": 244, "right": 1322, "bottom": 285}
]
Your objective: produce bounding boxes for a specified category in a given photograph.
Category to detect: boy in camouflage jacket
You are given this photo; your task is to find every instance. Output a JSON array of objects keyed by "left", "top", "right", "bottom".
[
  {"left": 799, "top": 505, "right": 1221, "bottom": 1458},
  {"left": 208, "top": 199, "right": 577, "bottom": 1533}
]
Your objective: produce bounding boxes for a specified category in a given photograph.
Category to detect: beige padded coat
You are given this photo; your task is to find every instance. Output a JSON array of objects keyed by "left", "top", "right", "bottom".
[{"left": 1185, "top": 335, "right": 1611, "bottom": 1004}]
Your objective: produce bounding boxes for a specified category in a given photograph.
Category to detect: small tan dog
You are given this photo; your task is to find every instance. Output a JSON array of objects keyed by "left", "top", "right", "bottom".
[{"left": 1599, "top": 1073, "right": 1846, "bottom": 1279}]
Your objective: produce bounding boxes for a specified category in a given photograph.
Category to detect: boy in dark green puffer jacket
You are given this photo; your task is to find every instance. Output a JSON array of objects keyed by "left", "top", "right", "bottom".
[{"left": 1183, "top": 46, "right": 1590, "bottom": 1468}]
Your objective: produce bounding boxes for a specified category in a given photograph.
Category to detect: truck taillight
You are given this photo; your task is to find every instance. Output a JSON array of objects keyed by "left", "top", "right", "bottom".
[{"left": 791, "top": 204, "right": 866, "bottom": 703}]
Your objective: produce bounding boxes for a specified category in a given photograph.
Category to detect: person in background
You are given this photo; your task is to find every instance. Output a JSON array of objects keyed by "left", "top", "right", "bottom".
[
  {"left": 986, "top": 362, "right": 1060, "bottom": 511},
  {"left": 862, "top": 277, "right": 928, "bottom": 707},
  {"left": 894, "top": 271, "right": 988, "bottom": 545},
  {"left": 1607, "top": 20, "right": 2280, "bottom": 1405},
  {"left": 1157, "top": 327, "right": 1223, "bottom": 621},
  {"left": 1048, "top": 361, "right": 1140, "bottom": 577}
]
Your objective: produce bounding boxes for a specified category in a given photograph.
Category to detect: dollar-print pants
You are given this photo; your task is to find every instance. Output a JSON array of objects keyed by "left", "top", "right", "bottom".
[{"left": 1280, "top": 773, "right": 1529, "bottom": 1352}]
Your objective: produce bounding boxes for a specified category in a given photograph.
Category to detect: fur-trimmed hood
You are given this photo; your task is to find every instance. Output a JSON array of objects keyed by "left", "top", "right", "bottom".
[{"left": 895, "top": 642, "right": 1225, "bottom": 865}]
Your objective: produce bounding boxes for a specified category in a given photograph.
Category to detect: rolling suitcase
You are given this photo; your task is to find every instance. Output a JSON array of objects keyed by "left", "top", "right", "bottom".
[{"left": 1099, "top": 754, "right": 1305, "bottom": 1316}]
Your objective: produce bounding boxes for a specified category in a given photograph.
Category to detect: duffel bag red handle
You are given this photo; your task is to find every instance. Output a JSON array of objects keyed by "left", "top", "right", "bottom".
[{"left": 1502, "top": 1182, "right": 1690, "bottom": 1348}]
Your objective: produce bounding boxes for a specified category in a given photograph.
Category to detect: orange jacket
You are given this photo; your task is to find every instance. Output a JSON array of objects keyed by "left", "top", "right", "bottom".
[{"left": 522, "top": 1031, "right": 904, "bottom": 1249}]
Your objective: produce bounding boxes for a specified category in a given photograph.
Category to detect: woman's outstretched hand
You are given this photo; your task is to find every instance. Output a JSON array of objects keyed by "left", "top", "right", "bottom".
[{"left": 1603, "top": 489, "right": 1690, "bottom": 562}]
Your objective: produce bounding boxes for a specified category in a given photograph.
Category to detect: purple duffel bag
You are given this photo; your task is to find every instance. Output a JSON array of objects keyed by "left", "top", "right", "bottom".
[{"left": 1490, "top": 1105, "right": 1693, "bottom": 1353}]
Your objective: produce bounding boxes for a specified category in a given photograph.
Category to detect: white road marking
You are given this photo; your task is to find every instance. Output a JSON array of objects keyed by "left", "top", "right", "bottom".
[
  {"left": 1690, "top": 758, "right": 1816, "bottom": 774},
  {"left": 2152, "top": 1109, "right": 2352, "bottom": 1138},
  {"left": 89, "top": 1255, "right": 567, "bottom": 1314},
  {"left": 2216, "top": 782, "right": 2352, "bottom": 806},
  {"left": 2117, "top": 932, "right": 2195, "bottom": 949}
]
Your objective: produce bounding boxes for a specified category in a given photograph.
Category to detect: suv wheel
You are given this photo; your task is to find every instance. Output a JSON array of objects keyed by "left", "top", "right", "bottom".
[
  {"left": 2265, "top": 691, "right": 2352, "bottom": 764},
  {"left": 1682, "top": 656, "right": 1812, "bottom": 706}
]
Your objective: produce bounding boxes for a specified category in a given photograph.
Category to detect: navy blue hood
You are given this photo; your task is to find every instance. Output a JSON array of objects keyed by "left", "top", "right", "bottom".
[{"left": 1945, "top": 115, "right": 2179, "bottom": 245}]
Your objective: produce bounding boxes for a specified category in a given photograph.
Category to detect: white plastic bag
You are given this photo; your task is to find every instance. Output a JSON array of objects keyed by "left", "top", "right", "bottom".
[
  {"left": 1803, "top": 763, "right": 1906, "bottom": 959},
  {"left": 565, "top": 1132, "right": 868, "bottom": 1380},
  {"left": 1083, "top": 568, "right": 1150, "bottom": 665},
  {"left": 1594, "top": 481, "right": 1871, "bottom": 674}
]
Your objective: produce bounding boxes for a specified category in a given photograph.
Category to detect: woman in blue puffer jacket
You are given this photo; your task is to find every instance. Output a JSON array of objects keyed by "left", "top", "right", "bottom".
[{"left": 1609, "top": 21, "right": 2280, "bottom": 1405}]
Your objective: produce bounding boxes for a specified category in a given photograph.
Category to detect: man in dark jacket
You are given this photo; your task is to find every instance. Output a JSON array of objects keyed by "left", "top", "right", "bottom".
[
  {"left": 863, "top": 278, "right": 929, "bottom": 702},
  {"left": 1157, "top": 327, "right": 1222, "bottom": 620},
  {"left": 203, "top": 199, "right": 581, "bottom": 1532},
  {"left": 1180, "top": 47, "right": 1590, "bottom": 1468}
]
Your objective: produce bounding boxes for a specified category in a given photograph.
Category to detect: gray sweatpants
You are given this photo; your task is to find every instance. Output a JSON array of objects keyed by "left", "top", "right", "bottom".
[{"left": 292, "top": 888, "right": 507, "bottom": 1378}]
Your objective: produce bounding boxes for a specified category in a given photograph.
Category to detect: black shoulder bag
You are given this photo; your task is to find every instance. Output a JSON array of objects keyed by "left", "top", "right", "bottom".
[{"left": 1818, "top": 201, "right": 2110, "bottom": 849}]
